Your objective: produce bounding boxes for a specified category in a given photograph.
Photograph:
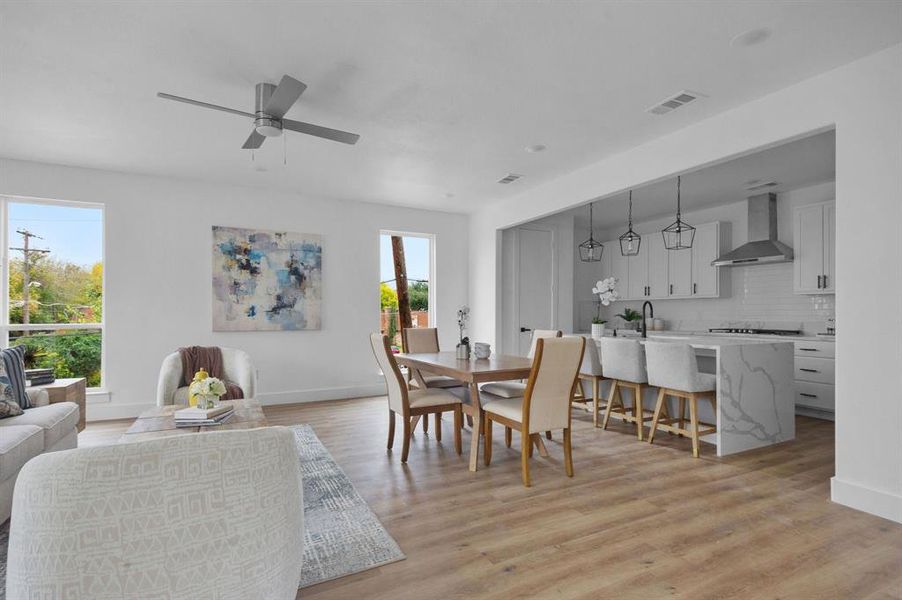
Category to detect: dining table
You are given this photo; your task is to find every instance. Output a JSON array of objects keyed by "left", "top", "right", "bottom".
[{"left": 394, "top": 351, "right": 534, "bottom": 471}]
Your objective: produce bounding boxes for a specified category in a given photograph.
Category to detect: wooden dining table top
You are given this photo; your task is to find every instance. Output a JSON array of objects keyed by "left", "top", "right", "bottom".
[{"left": 394, "top": 351, "right": 533, "bottom": 383}]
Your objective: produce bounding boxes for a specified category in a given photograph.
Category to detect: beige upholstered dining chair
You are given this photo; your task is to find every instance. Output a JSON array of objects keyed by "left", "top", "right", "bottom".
[
  {"left": 481, "top": 336, "right": 585, "bottom": 487},
  {"left": 401, "top": 327, "right": 464, "bottom": 433},
  {"left": 370, "top": 333, "right": 463, "bottom": 462}
]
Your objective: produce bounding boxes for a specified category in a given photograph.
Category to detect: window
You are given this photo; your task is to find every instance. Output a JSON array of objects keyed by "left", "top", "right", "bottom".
[
  {"left": 379, "top": 232, "right": 434, "bottom": 350},
  {"left": 1, "top": 197, "right": 104, "bottom": 388}
]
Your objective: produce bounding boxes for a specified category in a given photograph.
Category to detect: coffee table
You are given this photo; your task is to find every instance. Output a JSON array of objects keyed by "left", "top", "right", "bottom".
[{"left": 119, "top": 399, "right": 268, "bottom": 443}]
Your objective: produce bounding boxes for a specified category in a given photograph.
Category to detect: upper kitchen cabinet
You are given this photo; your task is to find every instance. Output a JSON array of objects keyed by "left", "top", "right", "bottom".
[
  {"left": 691, "top": 221, "right": 727, "bottom": 297},
  {"left": 794, "top": 201, "right": 835, "bottom": 294}
]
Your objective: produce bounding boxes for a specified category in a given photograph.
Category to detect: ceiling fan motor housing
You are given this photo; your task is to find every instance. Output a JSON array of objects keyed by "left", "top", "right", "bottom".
[{"left": 254, "top": 82, "right": 283, "bottom": 137}]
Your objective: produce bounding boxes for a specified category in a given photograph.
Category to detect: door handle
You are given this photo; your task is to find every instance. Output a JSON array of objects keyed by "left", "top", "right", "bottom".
[
  {"left": 799, "top": 368, "right": 819, "bottom": 373},
  {"left": 520, "top": 327, "right": 532, "bottom": 333}
]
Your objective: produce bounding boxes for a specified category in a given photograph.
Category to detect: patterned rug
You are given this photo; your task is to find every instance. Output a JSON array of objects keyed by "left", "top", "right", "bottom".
[
  {"left": 0, "top": 424, "right": 403, "bottom": 596},
  {"left": 291, "top": 424, "right": 405, "bottom": 588}
]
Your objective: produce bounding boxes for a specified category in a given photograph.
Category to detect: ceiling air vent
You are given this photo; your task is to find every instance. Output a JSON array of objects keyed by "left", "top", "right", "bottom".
[
  {"left": 646, "top": 90, "right": 702, "bottom": 115},
  {"left": 497, "top": 173, "right": 523, "bottom": 184},
  {"left": 746, "top": 181, "right": 779, "bottom": 192}
]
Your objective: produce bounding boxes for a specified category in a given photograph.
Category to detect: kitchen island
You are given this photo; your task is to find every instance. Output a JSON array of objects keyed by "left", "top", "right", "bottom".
[{"left": 596, "top": 334, "right": 795, "bottom": 456}]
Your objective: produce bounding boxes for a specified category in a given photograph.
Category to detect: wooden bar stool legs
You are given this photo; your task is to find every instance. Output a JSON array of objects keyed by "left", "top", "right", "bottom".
[
  {"left": 647, "top": 388, "right": 716, "bottom": 457},
  {"left": 575, "top": 374, "right": 605, "bottom": 428},
  {"left": 601, "top": 379, "right": 655, "bottom": 440}
]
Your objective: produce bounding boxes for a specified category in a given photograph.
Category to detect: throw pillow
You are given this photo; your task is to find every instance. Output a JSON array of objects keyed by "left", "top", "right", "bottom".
[
  {"left": 0, "top": 345, "right": 29, "bottom": 409},
  {"left": 0, "top": 356, "right": 24, "bottom": 418}
]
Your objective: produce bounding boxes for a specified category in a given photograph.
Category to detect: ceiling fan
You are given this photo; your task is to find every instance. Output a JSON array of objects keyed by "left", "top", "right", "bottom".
[{"left": 157, "top": 75, "right": 360, "bottom": 149}]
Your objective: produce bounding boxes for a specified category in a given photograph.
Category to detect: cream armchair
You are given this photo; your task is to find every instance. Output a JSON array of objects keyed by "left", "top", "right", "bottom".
[
  {"left": 6, "top": 427, "right": 304, "bottom": 599},
  {"left": 156, "top": 347, "right": 256, "bottom": 406}
]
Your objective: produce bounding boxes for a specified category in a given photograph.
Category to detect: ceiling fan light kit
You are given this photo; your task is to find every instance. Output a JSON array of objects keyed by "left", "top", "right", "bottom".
[{"left": 157, "top": 75, "right": 360, "bottom": 151}]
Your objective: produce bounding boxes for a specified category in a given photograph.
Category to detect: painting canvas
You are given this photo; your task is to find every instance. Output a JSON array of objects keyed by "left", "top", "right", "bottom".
[{"left": 212, "top": 226, "right": 322, "bottom": 331}]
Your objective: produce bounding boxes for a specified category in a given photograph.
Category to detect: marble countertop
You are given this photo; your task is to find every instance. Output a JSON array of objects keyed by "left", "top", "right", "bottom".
[
  {"left": 592, "top": 332, "right": 794, "bottom": 350},
  {"left": 582, "top": 329, "right": 835, "bottom": 343}
]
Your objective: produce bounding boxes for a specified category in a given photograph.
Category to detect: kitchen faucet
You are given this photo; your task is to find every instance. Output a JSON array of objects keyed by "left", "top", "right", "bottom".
[{"left": 641, "top": 301, "right": 654, "bottom": 338}]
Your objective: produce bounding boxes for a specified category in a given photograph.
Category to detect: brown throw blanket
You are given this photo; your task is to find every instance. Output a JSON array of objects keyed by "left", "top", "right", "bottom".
[{"left": 178, "top": 346, "right": 244, "bottom": 400}]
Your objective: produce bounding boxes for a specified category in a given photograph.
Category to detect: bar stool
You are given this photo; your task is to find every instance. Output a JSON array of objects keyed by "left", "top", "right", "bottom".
[
  {"left": 570, "top": 336, "right": 607, "bottom": 428},
  {"left": 645, "top": 342, "right": 716, "bottom": 458},
  {"left": 599, "top": 337, "right": 655, "bottom": 440}
]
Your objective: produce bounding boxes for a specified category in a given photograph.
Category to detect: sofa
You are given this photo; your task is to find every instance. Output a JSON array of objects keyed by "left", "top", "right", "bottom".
[
  {"left": 0, "top": 388, "right": 80, "bottom": 523},
  {"left": 6, "top": 427, "right": 304, "bottom": 599}
]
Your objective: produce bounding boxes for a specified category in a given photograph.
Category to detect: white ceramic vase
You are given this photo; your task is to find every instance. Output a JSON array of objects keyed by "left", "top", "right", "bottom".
[{"left": 591, "top": 323, "right": 605, "bottom": 338}]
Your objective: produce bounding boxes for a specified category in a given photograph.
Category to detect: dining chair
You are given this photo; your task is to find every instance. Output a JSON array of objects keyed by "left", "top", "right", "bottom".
[
  {"left": 370, "top": 333, "right": 463, "bottom": 462},
  {"left": 570, "top": 336, "right": 607, "bottom": 428},
  {"left": 481, "top": 336, "right": 585, "bottom": 487},
  {"left": 402, "top": 327, "right": 465, "bottom": 433},
  {"left": 480, "top": 329, "right": 562, "bottom": 444},
  {"left": 645, "top": 342, "right": 717, "bottom": 457}
]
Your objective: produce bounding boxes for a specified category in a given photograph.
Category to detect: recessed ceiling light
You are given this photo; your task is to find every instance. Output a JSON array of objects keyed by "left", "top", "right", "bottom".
[
  {"left": 731, "top": 27, "right": 772, "bottom": 48},
  {"left": 525, "top": 144, "right": 546, "bottom": 153},
  {"left": 444, "top": 192, "right": 455, "bottom": 198}
]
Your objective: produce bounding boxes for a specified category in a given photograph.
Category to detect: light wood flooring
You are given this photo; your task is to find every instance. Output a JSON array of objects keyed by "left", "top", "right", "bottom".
[{"left": 81, "top": 398, "right": 902, "bottom": 600}]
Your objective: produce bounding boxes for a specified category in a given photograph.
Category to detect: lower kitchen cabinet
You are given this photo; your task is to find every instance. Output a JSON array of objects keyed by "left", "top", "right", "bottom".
[{"left": 793, "top": 340, "right": 835, "bottom": 418}]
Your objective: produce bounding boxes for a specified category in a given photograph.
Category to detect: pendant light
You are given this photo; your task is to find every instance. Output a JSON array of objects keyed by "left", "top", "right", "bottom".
[
  {"left": 578, "top": 201, "right": 604, "bottom": 262},
  {"left": 662, "top": 175, "right": 695, "bottom": 250},
  {"left": 619, "top": 190, "right": 641, "bottom": 256}
]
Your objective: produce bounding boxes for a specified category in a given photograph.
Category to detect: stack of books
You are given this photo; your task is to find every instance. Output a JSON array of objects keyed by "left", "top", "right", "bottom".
[
  {"left": 174, "top": 404, "right": 234, "bottom": 427},
  {"left": 25, "top": 368, "right": 55, "bottom": 386}
]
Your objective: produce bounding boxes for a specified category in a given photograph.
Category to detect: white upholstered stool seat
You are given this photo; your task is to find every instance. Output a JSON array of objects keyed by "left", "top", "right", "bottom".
[
  {"left": 644, "top": 342, "right": 717, "bottom": 458},
  {"left": 599, "top": 337, "right": 658, "bottom": 440}
]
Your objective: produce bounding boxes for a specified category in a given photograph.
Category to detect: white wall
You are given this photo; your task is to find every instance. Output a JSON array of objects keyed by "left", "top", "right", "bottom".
[
  {"left": 469, "top": 45, "right": 902, "bottom": 523},
  {"left": 571, "top": 181, "right": 836, "bottom": 334},
  {"left": 0, "top": 158, "right": 469, "bottom": 419}
]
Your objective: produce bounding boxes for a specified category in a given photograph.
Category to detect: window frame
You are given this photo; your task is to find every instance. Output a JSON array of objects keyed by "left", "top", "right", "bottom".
[
  {"left": 379, "top": 230, "right": 436, "bottom": 332},
  {"left": 0, "top": 194, "right": 105, "bottom": 390}
]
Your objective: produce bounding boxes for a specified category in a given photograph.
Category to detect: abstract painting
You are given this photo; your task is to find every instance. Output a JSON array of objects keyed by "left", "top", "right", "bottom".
[{"left": 212, "top": 226, "right": 322, "bottom": 331}]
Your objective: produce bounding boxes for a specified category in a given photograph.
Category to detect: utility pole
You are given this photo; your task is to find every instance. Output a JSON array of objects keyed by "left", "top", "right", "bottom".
[
  {"left": 391, "top": 236, "right": 412, "bottom": 339},
  {"left": 10, "top": 230, "right": 50, "bottom": 330}
]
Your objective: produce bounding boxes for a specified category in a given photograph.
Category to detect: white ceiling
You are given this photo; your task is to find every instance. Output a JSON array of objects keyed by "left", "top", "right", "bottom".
[
  {"left": 574, "top": 129, "right": 836, "bottom": 230},
  {"left": 0, "top": 2, "right": 898, "bottom": 213}
]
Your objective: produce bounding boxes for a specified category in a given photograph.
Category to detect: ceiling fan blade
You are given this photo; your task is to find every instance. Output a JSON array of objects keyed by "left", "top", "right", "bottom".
[
  {"left": 282, "top": 119, "right": 360, "bottom": 145},
  {"left": 264, "top": 76, "right": 307, "bottom": 119},
  {"left": 157, "top": 92, "right": 255, "bottom": 118},
  {"left": 242, "top": 130, "right": 266, "bottom": 149}
]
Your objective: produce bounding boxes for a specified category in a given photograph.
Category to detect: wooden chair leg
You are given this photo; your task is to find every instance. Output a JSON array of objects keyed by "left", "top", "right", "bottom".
[
  {"left": 689, "top": 394, "right": 700, "bottom": 458},
  {"left": 423, "top": 414, "right": 429, "bottom": 433},
  {"left": 505, "top": 426, "right": 512, "bottom": 447},
  {"left": 601, "top": 380, "right": 618, "bottom": 430},
  {"left": 409, "top": 415, "right": 421, "bottom": 436},
  {"left": 401, "top": 417, "right": 412, "bottom": 463},
  {"left": 678, "top": 397, "right": 686, "bottom": 436},
  {"left": 527, "top": 432, "right": 534, "bottom": 458},
  {"left": 466, "top": 414, "right": 473, "bottom": 428},
  {"left": 634, "top": 384, "right": 644, "bottom": 441},
  {"left": 453, "top": 406, "right": 462, "bottom": 455},
  {"left": 545, "top": 430, "right": 552, "bottom": 440},
  {"left": 387, "top": 410, "right": 396, "bottom": 449},
  {"left": 434, "top": 413, "right": 442, "bottom": 442},
  {"left": 592, "top": 378, "right": 600, "bottom": 428},
  {"left": 563, "top": 428, "right": 573, "bottom": 477},
  {"left": 647, "top": 388, "right": 667, "bottom": 445},
  {"left": 533, "top": 434, "right": 549, "bottom": 457},
  {"left": 521, "top": 428, "right": 531, "bottom": 487},
  {"left": 484, "top": 416, "right": 493, "bottom": 466}
]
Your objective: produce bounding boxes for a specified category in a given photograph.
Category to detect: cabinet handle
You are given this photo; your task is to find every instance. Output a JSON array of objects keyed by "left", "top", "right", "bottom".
[
  {"left": 646, "top": 286, "right": 650, "bottom": 296},
  {"left": 823, "top": 274, "right": 828, "bottom": 288},
  {"left": 817, "top": 275, "right": 822, "bottom": 289},
  {"left": 669, "top": 284, "right": 673, "bottom": 294},
  {"left": 799, "top": 368, "right": 819, "bottom": 373},
  {"left": 798, "top": 348, "right": 819, "bottom": 352},
  {"left": 799, "top": 393, "right": 818, "bottom": 398},
  {"left": 693, "top": 283, "right": 697, "bottom": 294}
]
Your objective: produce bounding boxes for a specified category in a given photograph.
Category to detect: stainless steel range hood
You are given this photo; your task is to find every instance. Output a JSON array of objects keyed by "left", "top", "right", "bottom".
[{"left": 711, "top": 193, "right": 793, "bottom": 267}]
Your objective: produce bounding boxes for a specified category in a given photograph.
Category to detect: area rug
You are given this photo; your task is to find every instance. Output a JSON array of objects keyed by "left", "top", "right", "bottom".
[
  {"left": 290, "top": 423, "right": 405, "bottom": 588},
  {"left": 0, "top": 425, "right": 403, "bottom": 596}
]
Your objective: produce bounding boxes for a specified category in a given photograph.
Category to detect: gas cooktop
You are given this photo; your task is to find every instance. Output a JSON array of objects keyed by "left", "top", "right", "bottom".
[{"left": 708, "top": 328, "right": 802, "bottom": 336}]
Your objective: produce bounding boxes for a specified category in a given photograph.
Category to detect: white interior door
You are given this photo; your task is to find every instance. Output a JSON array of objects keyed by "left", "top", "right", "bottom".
[{"left": 516, "top": 227, "right": 554, "bottom": 356}]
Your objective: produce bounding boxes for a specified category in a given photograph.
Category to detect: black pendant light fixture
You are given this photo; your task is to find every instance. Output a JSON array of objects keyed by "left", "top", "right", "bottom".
[
  {"left": 578, "top": 201, "right": 604, "bottom": 262},
  {"left": 662, "top": 175, "right": 695, "bottom": 250},
  {"left": 619, "top": 190, "right": 641, "bottom": 256}
]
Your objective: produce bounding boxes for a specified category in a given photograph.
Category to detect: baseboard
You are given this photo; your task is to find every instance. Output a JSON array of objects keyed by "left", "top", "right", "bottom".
[
  {"left": 84, "top": 383, "right": 387, "bottom": 422},
  {"left": 256, "top": 384, "right": 387, "bottom": 406},
  {"left": 831, "top": 477, "right": 902, "bottom": 524}
]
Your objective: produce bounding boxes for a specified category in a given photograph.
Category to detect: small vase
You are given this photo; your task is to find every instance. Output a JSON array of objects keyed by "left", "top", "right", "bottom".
[
  {"left": 591, "top": 323, "right": 605, "bottom": 339},
  {"left": 456, "top": 343, "right": 470, "bottom": 360},
  {"left": 197, "top": 394, "right": 217, "bottom": 410}
]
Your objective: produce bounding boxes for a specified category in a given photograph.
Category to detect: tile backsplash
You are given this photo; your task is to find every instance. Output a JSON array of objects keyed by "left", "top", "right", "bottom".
[{"left": 591, "top": 262, "right": 835, "bottom": 335}]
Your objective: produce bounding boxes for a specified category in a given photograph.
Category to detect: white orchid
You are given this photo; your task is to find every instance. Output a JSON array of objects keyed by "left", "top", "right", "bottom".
[
  {"left": 189, "top": 376, "right": 227, "bottom": 398},
  {"left": 592, "top": 277, "right": 620, "bottom": 306}
]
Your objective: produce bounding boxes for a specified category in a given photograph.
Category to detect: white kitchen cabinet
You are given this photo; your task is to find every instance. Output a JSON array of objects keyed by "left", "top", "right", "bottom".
[
  {"left": 627, "top": 237, "right": 649, "bottom": 299},
  {"left": 793, "top": 201, "right": 835, "bottom": 294},
  {"left": 691, "top": 222, "right": 720, "bottom": 297},
  {"left": 667, "top": 247, "right": 692, "bottom": 297},
  {"left": 610, "top": 245, "right": 629, "bottom": 298},
  {"left": 647, "top": 234, "right": 668, "bottom": 299},
  {"left": 793, "top": 340, "right": 835, "bottom": 418}
]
